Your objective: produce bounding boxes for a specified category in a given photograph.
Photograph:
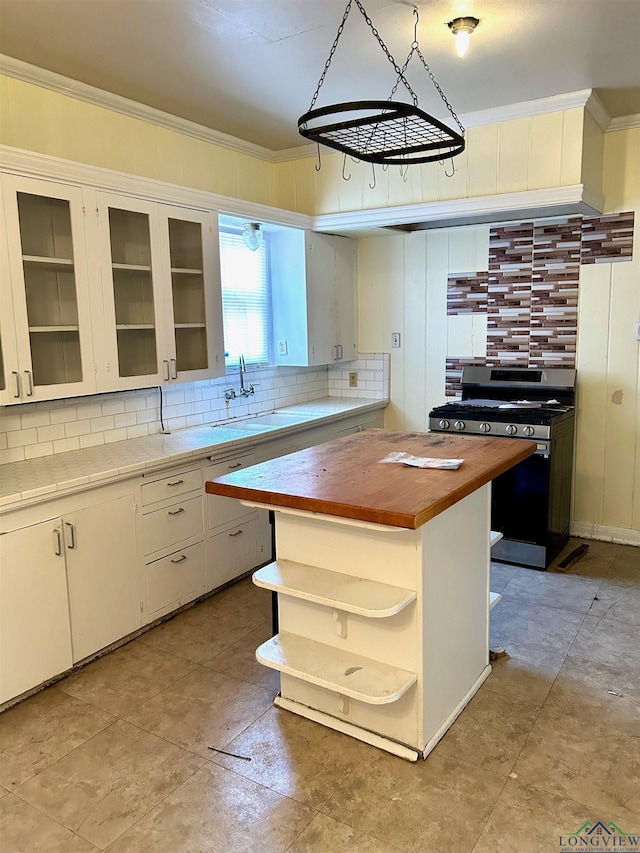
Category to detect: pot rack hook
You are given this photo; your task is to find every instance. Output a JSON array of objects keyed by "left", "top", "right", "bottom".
[
  {"left": 342, "top": 153, "right": 352, "bottom": 181},
  {"left": 412, "top": 6, "right": 419, "bottom": 46},
  {"left": 444, "top": 157, "right": 455, "bottom": 178},
  {"left": 314, "top": 142, "right": 322, "bottom": 172},
  {"left": 369, "top": 162, "right": 377, "bottom": 189}
]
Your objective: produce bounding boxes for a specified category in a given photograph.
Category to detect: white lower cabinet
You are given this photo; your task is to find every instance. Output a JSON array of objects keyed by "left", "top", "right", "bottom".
[
  {"left": 65, "top": 494, "right": 141, "bottom": 663},
  {"left": 0, "top": 488, "right": 140, "bottom": 702},
  {"left": 0, "top": 518, "right": 73, "bottom": 703},
  {"left": 205, "top": 452, "right": 272, "bottom": 589},
  {"left": 146, "top": 541, "right": 206, "bottom": 614},
  {"left": 141, "top": 466, "right": 206, "bottom": 622}
]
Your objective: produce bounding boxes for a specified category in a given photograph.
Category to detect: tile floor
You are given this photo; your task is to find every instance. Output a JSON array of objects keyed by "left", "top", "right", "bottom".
[{"left": 1, "top": 538, "right": 638, "bottom": 853}]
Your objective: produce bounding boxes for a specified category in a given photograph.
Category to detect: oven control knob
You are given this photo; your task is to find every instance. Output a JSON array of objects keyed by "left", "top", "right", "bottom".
[
  {"left": 454, "top": 420, "right": 465, "bottom": 431},
  {"left": 479, "top": 422, "right": 491, "bottom": 433},
  {"left": 523, "top": 426, "right": 535, "bottom": 436},
  {"left": 506, "top": 424, "right": 517, "bottom": 435},
  {"left": 438, "top": 419, "right": 450, "bottom": 430}
]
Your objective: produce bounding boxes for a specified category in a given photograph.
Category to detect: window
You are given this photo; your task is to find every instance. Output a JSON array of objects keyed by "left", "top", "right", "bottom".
[{"left": 219, "top": 228, "right": 270, "bottom": 367}]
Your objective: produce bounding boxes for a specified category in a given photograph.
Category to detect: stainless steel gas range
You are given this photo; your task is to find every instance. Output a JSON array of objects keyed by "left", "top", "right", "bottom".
[{"left": 429, "top": 367, "right": 576, "bottom": 569}]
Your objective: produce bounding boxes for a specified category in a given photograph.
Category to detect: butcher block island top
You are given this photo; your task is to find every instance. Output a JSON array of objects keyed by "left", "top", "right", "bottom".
[{"left": 205, "top": 429, "right": 535, "bottom": 529}]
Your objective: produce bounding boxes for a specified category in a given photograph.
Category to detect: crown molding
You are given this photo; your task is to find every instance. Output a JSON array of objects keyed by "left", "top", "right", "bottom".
[
  {"left": 0, "top": 145, "right": 313, "bottom": 230},
  {"left": 0, "top": 54, "right": 277, "bottom": 163},
  {"left": 608, "top": 113, "right": 640, "bottom": 132},
  {"left": 585, "top": 90, "right": 612, "bottom": 132},
  {"left": 312, "top": 184, "right": 604, "bottom": 234}
]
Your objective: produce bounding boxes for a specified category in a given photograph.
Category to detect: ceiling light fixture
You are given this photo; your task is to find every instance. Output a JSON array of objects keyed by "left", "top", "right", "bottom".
[
  {"left": 298, "top": 1, "right": 465, "bottom": 166},
  {"left": 242, "top": 223, "right": 263, "bottom": 252},
  {"left": 447, "top": 17, "right": 480, "bottom": 58}
]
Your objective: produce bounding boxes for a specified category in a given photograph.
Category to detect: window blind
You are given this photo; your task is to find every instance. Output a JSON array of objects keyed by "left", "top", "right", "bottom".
[{"left": 219, "top": 230, "right": 270, "bottom": 366}]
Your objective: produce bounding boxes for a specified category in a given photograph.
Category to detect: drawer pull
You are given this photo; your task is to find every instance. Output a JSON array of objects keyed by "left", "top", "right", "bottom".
[
  {"left": 167, "top": 480, "right": 184, "bottom": 486},
  {"left": 229, "top": 529, "right": 244, "bottom": 537},
  {"left": 228, "top": 462, "right": 242, "bottom": 470},
  {"left": 171, "top": 554, "right": 188, "bottom": 564},
  {"left": 168, "top": 507, "right": 185, "bottom": 516}
]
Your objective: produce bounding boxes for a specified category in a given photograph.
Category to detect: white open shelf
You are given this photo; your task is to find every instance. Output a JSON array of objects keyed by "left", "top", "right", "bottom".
[
  {"left": 254, "top": 559, "right": 416, "bottom": 618},
  {"left": 257, "top": 633, "right": 417, "bottom": 705},
  {"left": 171, "top": 267, "right": 203, "bottom": 275},
  {"left": 112, "top": 263, "right": 152, "bottom": 272}
]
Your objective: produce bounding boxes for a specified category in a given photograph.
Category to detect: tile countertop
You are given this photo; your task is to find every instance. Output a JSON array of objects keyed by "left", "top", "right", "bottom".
[{"left": 0, "top": 398, "right": 387, "bottom": 511}]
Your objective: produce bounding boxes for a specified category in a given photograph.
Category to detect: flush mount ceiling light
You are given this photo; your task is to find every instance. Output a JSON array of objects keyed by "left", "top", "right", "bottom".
[
  {"left": 298, "top": 0, "right": 465, "bottom": 166},
  {"left": 242, "top": 223, "right": 263, "bottom": 251},
  {"left": 447, "top": 16, "right": 480, "bottom": 58}
]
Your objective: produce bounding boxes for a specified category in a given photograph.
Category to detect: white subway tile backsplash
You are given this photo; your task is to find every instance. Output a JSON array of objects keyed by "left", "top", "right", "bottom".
[
  {"left": 21, "top": 410, "right": 51, "bottom": 429},
  {"left": 25, "top": 442, "right": 54, "bottom": 459},
  {"left": 65, "top": 420, "right": 92, "bottom": 438},
  {"left": 0, "top": 355, "right": 389, "bottom": 462},
  {"left": 53, "top": 437, "right": 81, "bottom": 454},
  {"left": 80, "top": 432, "right": 105, "bottom": 449},
  {"left": 8, "top": 428, "right": 38, "bottom": 448}
]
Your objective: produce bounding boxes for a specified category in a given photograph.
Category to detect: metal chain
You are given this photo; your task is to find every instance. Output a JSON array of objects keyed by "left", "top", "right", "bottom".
[
  {"left": 306, "top": 0, "right": 464, "bottom": 137},
  {"left": 415, "top": 44, "right": 465, "bottom": 135},
  {"left": 353, "top": 0, "right": 418, "bottom": 105},
  {"left": 307, "top": 0, "right": 354, "bottom": 111}
]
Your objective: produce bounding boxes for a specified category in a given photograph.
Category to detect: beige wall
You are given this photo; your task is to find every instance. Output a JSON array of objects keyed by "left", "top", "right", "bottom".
[
  {"left": 277, "top": 108, "right": 588, "bottom": 215},
  {"left": 0, "top": 76, "right": 277, "bottom": 206},
  {"left": 573, "top": 126, "right": 640, "bottom": 539}
]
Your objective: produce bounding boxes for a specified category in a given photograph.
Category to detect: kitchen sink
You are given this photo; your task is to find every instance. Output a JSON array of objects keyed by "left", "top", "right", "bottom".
[{"left": 216, "top": 411, "right": 318, "bottom": 431}]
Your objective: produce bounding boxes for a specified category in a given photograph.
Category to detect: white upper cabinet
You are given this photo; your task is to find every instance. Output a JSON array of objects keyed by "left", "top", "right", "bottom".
[
  {"left": 271, "top": 230, "right": 357, "bottom": 367},
  {"left": 162, "top": 206, "right": 225, "bottom": 383},
  {"left": 93, "top": 193, "right": 225, "bottom": 392},
  {"left": 0, "top": 176, "right": 97, "bottom": 404}
]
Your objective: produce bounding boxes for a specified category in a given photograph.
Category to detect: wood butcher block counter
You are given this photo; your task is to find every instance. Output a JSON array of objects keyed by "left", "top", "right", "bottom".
[
  {"left": 206, "top": 429, "right": 535, "bottom": 762},
  {"left": 205, "top": 429, "right": 535, "bottom": 528}
]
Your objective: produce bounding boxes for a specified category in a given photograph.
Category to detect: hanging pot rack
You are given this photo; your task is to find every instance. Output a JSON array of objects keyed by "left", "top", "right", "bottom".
[{"left": 297, "top": 0, "right": 465, "bottom": 166}]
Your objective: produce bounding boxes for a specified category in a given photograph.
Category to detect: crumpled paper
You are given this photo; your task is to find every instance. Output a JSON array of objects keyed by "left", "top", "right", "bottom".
[{"left": 379, "top": 451, "right": 463, "bottom": 470}]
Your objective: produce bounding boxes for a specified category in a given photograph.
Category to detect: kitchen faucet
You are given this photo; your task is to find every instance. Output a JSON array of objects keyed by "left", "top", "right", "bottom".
[{"left": 224, "top": 354, "right": 255, "bottom": 400}]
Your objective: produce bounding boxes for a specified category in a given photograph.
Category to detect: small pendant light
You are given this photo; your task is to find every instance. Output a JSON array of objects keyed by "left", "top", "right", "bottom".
[{"left": 242, "top": 223, "right": 263, "bottom": 252}]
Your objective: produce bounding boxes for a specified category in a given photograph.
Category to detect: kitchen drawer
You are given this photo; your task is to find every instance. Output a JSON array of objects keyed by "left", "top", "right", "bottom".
[
  {"left": 206, "top": 517, "right": 258, "bottom": 589},
  {"left": 141, "top": 468, "right": 202, "bottom": 507},
  {"left": 146, "top": 541, "right": 205, "bottom": 615},
  {"left": 206, "top": 454, "right": 256, "bottom": 531},
  {"left": 142, "top": 495, "right": 203, "bottom": 555}
]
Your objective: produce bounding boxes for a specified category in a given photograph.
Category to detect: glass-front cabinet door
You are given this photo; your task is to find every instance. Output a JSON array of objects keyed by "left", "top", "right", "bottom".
[
  {"left": 161, "top": 206, "right": 224, "bottom": 383},
  {"left": 97, "top": 196, "right": 224, "bottom": 391},
  {"left": 0, "top": 176, "right": 96, "bottom": 403},
  {"left": 97, "top": 193, "right": 167, "bottom": 390}
]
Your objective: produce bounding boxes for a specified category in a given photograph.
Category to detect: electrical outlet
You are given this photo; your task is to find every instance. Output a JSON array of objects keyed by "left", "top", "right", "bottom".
[
  {"left": 348, "top": 371, "right": 358, "bottom": 388},
  {"left": 635, "top": 322, "right": 640, "bottom": 341},
  {"left": 278, "top": 339, "right": 288, "bottom": 355},
  {"left": 391, "top": 332, "right": 401, "bottom": 348}
]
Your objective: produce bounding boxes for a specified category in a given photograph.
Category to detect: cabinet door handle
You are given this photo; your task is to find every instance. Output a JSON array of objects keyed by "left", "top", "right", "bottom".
[
  {"left": 24, "top": 370, "right": 34, "bottom": 396},
  {"left": 12, "top": 371, "right": 21, "bottom": 398},
  {"left": 64, "top": 521, "right": 77, "bottom": 549},
  {"left": 170, "top": 358, "right": 177, "bottom": 379},
  {"left": 228, "top": 462, "right": 242, "bottom": 470},
  {"left": 53, "top": 527, "right": 63, "bottom": 556},
  {"left": 168, "top": 507, "right": 185, "bottom": 516},
  {"left": 162, "top": 359, "right": 170, "bottom": 381},
  {"left": 167, "top": 479, "right": 184, "bottom": 486},
  {"left": 337, "top": 344, "right": 343, "bottom": 360},
  {"left": 229, "top": 529, "right": 244, "bottom": 537},
  {"left": 171, "top": 554, "right": 187, "bottom": 564}
]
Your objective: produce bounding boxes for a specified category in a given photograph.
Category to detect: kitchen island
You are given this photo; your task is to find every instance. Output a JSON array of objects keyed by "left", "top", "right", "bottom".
[{"left": 206, "top": 429, "right": 535, "bottom": 761}]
